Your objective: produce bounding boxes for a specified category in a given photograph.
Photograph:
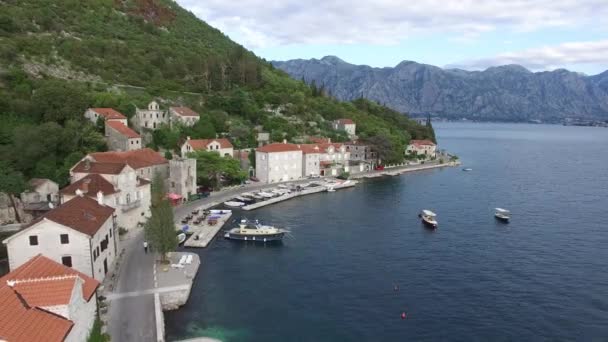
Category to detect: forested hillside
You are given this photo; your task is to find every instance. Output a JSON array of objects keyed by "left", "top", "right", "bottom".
[{"left": 0, "top": 0, "right": 433, "bottom": 189}]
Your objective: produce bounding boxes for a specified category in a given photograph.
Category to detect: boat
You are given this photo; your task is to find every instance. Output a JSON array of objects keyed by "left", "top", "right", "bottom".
[
  {"left": 494, "top": 208, "right": 510, "bottom": 222},
  {"left": 224, "top": 201, "right": 245, "bottom": 207},
  {"left": 462, "top": 168, "right": 473, "bottom": 171},
  {"left": 177, "top": 233, "right": 187, "bottom": 245},
  {"left": 234, "top": 196, "right": 252, "bottom": 203},
  {"left": 419, "top": 210, "right": 438, "bottom": 228},
  {"left": 326, "top": 186, "right": 336, "bottom": 192},
  {"left": 258, "top": 191, "right": 275, "bottom": 198},
  {"left": 224, "top": 219, "right": 288, "bottom": 242}
]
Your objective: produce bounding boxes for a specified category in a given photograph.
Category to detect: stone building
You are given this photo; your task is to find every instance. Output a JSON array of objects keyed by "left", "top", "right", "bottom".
[
  {"left": 0, "top": 254, "right": 100, "bottom": 342},
  {"left": 181, "top": 137, "right": 234, "bottom": 158},
  {"left": 168, "top": 158, "right": 197, "bottom": 201},
  {"left": 84, "top": 108, "right": 127, "bottom": 126},
  {"left": 345, "top": 141, "right": 377, "bottom": 173},
  {"left": 332, "top": 118, "right": 356, "bottom": 138},
  {"left": 20, "top": 178, "right": 60, "bottom": 221},
  {"left": 3, "top": 195, "right": 117, "bottom": 282},
  {"left": 134, "top": 101, "right": 168, "bottom": 130},
  {"left": 105, "top": 121, "right": 142, "bottom": 152},
  {"left": 406, "top": 139, "right": 437, "bottom": 159},
  {"left": 86, "top": 148, "right": 169, "bottom": 180},
  {"left": 169, "top": 107, "right": 200, "bottom": 127},
  {"left": 255, "top": 142, "right": 303, "bottom": 183}
]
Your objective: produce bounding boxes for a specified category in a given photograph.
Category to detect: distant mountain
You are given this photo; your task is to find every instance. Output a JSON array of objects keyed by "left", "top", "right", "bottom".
[{"left": 273, "top": 56, "right": 608, "bottom": 122}]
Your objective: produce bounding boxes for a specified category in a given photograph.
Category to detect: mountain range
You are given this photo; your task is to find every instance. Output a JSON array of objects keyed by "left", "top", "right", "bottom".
[{"left": 273, "top": 56, "right": 608, "bottom": 122}]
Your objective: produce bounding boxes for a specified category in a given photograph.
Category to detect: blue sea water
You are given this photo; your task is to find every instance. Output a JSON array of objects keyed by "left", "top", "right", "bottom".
[{"left": 165, "top": 123, "right": 608, "bottom": 341}]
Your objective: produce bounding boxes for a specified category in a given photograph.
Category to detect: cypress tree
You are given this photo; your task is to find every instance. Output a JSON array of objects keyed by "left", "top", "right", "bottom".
[{"left": 145, "top": 172, "right": 177, "bottom": 262}]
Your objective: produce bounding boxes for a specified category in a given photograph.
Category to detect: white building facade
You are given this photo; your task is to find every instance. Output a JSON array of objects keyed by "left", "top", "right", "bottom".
[
  {"left": 170, "top": 107, "right": 200, "bottom": 127},
  {"left": 255, "top": 143, "right": 303, "bottom": 183},
  {"left": 134, "top": 101, "right": 169, "bottom": 130},
  {"left": 181, "top": 137, "right": 234, "bottom": 158},
  {"left": 406, "top": 139, "right": 437, "bottom": 159}
]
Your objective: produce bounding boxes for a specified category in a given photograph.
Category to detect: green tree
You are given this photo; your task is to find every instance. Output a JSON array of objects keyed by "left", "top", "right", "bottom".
[
  {"left": 188, "top": 150, "right": 246, "bottom": 189},
  {"left": 0, "top": 162, "right": 27, "bottom": 223},
  {"left": 145, "top": 173, "right": 177, "bottom": 262},
  {"left": 31, "top": 80, "right": 90, "bottom": 125}
]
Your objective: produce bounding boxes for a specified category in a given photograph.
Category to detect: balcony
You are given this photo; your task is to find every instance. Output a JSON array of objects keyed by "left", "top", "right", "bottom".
[{"left": 121, "top": 199, "right": 141, "bottom": 212}]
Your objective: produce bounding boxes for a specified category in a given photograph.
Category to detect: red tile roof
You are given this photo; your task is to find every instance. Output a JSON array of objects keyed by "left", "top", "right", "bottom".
[
  {"left": 187, "top": 138, "right": 233, "bottom": 150},
  {"left": 0, "top": 255, "right": 99, "bottom": 301},
  {"left": 42, "top": 196, "right": 114, "bottom": 237},
  {"left": 89, "top": 148, "right": 168, "bottom": 169},
  {"left": 410, "top": 139, "right": 436, "bottom": 146},
  {"left": 60, "top": 174, "right": 118, "bottom": 197},
  {"left": 0, "top": 255, "right": 100, "bottom": 342},
  {"left": 90, "top": 108, "right": 126, "bottom": 120},
  {"left": 170, "top": 107, "right": 199, "bottom": 117},
  {"left": 297, "top": 144, "right": 322, "bottom": 154},
  {"left": 256, "top": 143, "right": 302, "bottom": 153},
  {"left": 106, "top": 121, "right": 140, "bottom": 139},
  {"left": 72, "top": 160, "right": 126, "bottom": 175},
  {"left": 336, "top": 118, "right": 355, "bottom": 125}
]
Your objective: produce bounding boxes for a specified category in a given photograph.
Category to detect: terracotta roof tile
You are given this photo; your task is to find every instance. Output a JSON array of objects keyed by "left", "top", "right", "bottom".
[
  {"left": 106, "top": 121, "right": 140, "bottom": 139},
  {"left": 410, "top": 139, "right": 436, "bottom": 146},
  {"left": 72, "top": 160, "right": 126, "bottom": 175},
  {"left": 90, "top": 108, "right": 126, "bottom": 120},
  {"left": 0, "top": 255, "right": 99, "bottom": 301},
  {"left": 89, "top": 148, "right": 168, "bottom": 169},
  {"left": 42, "top": 196, "right": 114, "bottom": 237},
  {"left": 336, "top": 118, "right": 355, "bottom": 125},
  {"left": 256, "top": 143, "right": 302, "bottom": 153},
  {"left": 170, "top": 107, "right": 199, "bottom": 117},
  {"left": 297, "top": 144, "right": 322, "bottom": 154},
  {"left": 0, "top": 255, "right": 100, "bottom": 342},
  {"left": 60, "top": 174, "right": 118, "bottom": 197},
  {"left": 187, "top": 138, "right": 233, "bottom": 150}
]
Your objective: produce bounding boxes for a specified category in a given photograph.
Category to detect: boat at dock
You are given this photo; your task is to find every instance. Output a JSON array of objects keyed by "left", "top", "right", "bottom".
[
  {"left": 258, "top": 191, "right": 275, "bottom": 198},
  {"left": 224, "top": 201, "right": 246, "bottom": 207},
  {"left": 234, "top": 196, "right": 252, "bottom": 203},
  {"left": 419, "top": 210, "right": 438, "bottom": 228},
  {"left": 494, "top": 208, "right": 510, "bottom": 222},
  {"left": 224, "top": 219, "right": 288, "bottom": 242}
]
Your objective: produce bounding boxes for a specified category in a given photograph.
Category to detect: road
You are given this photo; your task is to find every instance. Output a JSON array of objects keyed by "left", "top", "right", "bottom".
[{"left": 107, "top": 229, "right": 157, "bottom": 342}]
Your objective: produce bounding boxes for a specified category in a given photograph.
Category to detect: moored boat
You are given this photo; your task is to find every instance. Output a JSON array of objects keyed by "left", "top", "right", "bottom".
[
  {"left": 224, "top": 219, "right": 288, "bottom": 242},
  {"left": 462, "top": 168, "right": 473, "bottom": 171},
  {"left": 419, "top": 210, "right": 438, "bottom": 228},
  {"left": 494, "top": 208, "right": 510, "bottom": 222},
  {"left": 224, "top": 201, "right": 245, "bottom": 207}
]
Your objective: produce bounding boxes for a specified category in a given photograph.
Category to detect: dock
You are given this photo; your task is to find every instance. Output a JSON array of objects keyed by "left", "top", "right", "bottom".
[
  {"left": 182, "top": 210, "right": 233, "bottom": 248},
  {"left": 242, "top": 181, "right": 357, "bottom": 211}
]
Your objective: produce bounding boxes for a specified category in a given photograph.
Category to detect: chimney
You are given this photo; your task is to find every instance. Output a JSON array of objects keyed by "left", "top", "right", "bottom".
[
  {"left": 84, "top": 159, "right": 91, "bottom": 171},
  {"left": 75, "top": 189, "right": 84, "bottom": 197},
  {"left": 283, "top": 139, "right": 287, "bottom": 144},
  {"left": 97, "top": 191, "right": 104, "bottom": 206},
  {"left": 187, "top": 136, "right": 191, "bottom": 140},
  {"left": 328, "top": 138, "right": 331, "bottom": 143}
]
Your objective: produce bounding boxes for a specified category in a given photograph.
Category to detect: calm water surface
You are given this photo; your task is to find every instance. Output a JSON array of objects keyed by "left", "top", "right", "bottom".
[{"left": 166, "top": 123, "right": 608, "bottom": 341}]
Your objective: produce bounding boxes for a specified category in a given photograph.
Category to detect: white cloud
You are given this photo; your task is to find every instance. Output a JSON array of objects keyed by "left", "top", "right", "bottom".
[
  {"left": 176, "top": 0, "right": 608, "bottom": 49},
  {"left": 446, "top": 40, "right": 608, "bottom": 71}
]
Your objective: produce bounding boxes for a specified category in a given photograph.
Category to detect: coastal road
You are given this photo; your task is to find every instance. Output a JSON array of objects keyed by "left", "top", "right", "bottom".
[{"left": 107, "top": 229, "right": 157, "bottom": 342}]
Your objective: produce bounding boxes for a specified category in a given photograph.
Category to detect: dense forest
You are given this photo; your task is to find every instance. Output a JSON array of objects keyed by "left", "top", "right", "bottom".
[{"left": 0, "top": 0, "right": 434, "bottom": 193}]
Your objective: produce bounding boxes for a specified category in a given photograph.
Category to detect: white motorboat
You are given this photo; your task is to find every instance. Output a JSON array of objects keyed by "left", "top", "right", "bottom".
[
  {"left": 234, "top": 196, "right": 252, "bottom": 203},
  {"left": 224, "top": 219, "right": 288, "bottom": 242},
  {"left": 326, "top": 186, "right": 336, "bottom": 192},
  {"left": 419, "top": 210, "right": 438, "bottom": 228},
  {"left": 258, "top": 191, "right": 275, "bottom": 198},
  {"left": 494, "top": 208, "right": 510, "bottom": 222},
  {"left": 224, "top": 201, "right": 245, "bottom": 207}
]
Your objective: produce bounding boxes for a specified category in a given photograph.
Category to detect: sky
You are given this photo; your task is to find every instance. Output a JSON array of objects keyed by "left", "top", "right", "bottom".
[{"left": 175, "top": 0, "right": 608, "bottom": 75}]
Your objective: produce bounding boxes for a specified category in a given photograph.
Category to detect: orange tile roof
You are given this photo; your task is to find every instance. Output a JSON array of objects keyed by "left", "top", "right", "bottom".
[
  {"left": 60, "top": 174, "right": 118, "bottom": 197},
  {"left": 187, "top": 138, "right": 233, "bottom": 150},
  {"left": 170, "top": 107, "right": 199, "bottom": 117},
  {"left": 297, "top": 144, "right": 322, "bottom": 154},
  {"left": 410, "top": 139, "right": 436, "bottom": 146},
  {"left": 0, "top": 255, "right": 99, "bottom": 301},
  {"left": 89, "top": 148, "right": 168, "bottom": 169},
  {"left": 42, "top": 196, "right": 114, "bottom": 237},
  {"left": 72, "top": 160, "right": 126, "bottom": 175},
  {"left": 0, "top": 255, "right": 100, "bottom": 342},
  {"left": 90, "top": 108, "right": 126, "bottom": 120},
  {"left": 256, "top": 143, "right": 302, "bottom": 153},
  {"left": 336, "top": 118, "right": 355, "bottom": 125},
  {"left": 106, "top": 121, "right": 140, "bottom": 139}
]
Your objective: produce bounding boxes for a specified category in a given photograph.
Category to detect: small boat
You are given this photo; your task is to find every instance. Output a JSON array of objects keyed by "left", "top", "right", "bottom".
[
  {"left": 224, "top": 219, "right": 288, "bottom": 242},
  {"left": 462, "top": 168, "right": 473, "bottom": 171},
  {"left": 258, "top": 192, "right": 275, "bottom": 198},
  {"left": 494, "top": 208, "right": 510, "bottom": 222},
  {"left": 224, "top": 201, "right": 245, "bottom": 207},
  {"left": 326, "top": 187, "right": 336, "bottom": 192},
  {"left": 234, "top": 196, "right": 252, "bottom": 203},
  {"left": 177, "top": 233, "right": 187, "bottom": 245},
  {"left": 419, "top": 210, "right": 438, "bottom": 228}
]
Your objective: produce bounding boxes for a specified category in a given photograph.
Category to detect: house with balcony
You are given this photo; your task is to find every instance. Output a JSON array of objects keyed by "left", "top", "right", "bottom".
[
  {"left": 181, "top": 137, "right": 234, "bottom": 158},
  {"left": 0, "top": 254, "right": 100, "bottom": 342},
  {"left": 66, "top": 160, "right": 151, "bottom": 229},
  {"left": 2, "top": 195, "right": 117, "bottom": 282}
]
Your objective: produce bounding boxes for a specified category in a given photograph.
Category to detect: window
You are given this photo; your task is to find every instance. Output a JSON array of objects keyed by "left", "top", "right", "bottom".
[
  {"left": 29, "top": 236, "right": 38, "bottom": 246},
  {"left": 61, "top": 256, "right": 72, "bottom": 267},
  {"left": 126, "top": 193, "right": 131, "bottom": 204},
  {"left": 109, "top": 228, "right": 112, "bottom": 237},
  {"left": 93, "top": 249, "right": 98, "bottom": 261},
  {"left": 60, "top": 234, "right": 69, "bottom": 244}
]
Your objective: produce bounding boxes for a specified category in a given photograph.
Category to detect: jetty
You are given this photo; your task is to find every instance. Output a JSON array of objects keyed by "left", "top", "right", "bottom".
[
  {"left": 181, "top": 209, "right": 233, "bottom": 248},
  {"left": 242, "top": 181, "right": 357, "bottom": 211}
]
